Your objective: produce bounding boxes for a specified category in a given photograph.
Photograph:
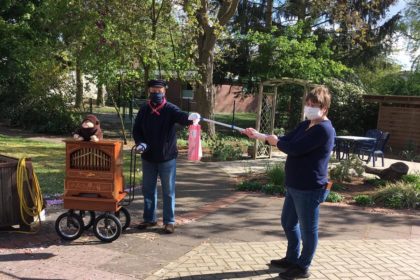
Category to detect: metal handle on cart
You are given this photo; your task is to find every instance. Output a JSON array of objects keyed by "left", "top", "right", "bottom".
[{"left": 121, "top": 145, "right": 143, "bottom": 206}]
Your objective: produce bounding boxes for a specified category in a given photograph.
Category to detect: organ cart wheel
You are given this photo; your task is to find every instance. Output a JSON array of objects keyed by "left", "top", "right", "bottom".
[
  {"left": 93, "top": 213, "right": 122, "bottom": 242},
  {"left": 115, "top": 207, "right": 130, "bottom": 231},
  {"left": 55, "top": 211, "right": 84, "bottom": 241},
  {"left": 76, "top": 210, "right": 95, "bottom": 230}
]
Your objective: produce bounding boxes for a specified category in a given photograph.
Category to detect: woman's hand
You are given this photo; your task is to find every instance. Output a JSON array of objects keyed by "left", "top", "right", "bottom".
[
  {"left": 242, "top": 128, "right": 267, "bottom": 141},
  {"left": 242, "top": 128, "right": 259, "bottom": 139},
  {"left": 266, "top": 135, "right": 279, "bottom": 146}
]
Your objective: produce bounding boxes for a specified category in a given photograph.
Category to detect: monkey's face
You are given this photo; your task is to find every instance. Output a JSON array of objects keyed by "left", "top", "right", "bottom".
[{"left": 82, "top": 120, "right": 94, "bottom": 129}]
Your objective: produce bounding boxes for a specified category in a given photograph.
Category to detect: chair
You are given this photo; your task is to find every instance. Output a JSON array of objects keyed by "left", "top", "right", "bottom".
[
  {"left": 334, "top": 138, "right": 350, "bottom": 160},
  {"left": 358, "top": 129, "right": 382, "bottom": 150},
  {"left": 358, "top": 131, "right": 390, "bottom": 167}
]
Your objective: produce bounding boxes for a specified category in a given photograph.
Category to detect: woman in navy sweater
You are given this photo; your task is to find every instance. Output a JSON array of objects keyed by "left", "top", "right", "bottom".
[{"left": 243, "top": 86, "right": 335, "bottom": 279}]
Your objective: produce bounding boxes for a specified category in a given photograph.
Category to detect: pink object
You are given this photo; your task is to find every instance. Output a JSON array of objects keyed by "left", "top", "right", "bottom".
[{"left": 188, "top": 124, "right": 202, "bottom": 161}]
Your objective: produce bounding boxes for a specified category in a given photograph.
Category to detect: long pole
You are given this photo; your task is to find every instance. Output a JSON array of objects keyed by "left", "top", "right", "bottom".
[
  {"left": 201, "top": 118, "right": 244, "bottom": 132},
  {"left": 201, "top": 118, "right": 268, "bottom": 140}
]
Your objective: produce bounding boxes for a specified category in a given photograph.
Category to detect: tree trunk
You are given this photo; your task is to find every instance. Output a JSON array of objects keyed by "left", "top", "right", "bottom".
[
  {"left": 75, "top": 60, "right": 83, "bottom": 109},
  {"left": 265, "top": 0, "right": 273, "bottom": 30},
  {"left": 96, "top": 83, "right": 104, "bottom": 106},
  {"left": 109, "top": 92, "right": 128, "bottom": 145},
  {"left": 192, "top": 0, "right": 241, "bottom": 137},
  {"left": 295, "top": 0, "right": 307, "bottom": 21},
  {"left": 143, "top": 63, "right": 150, "bottom": 97},
  {"left": 195, "top": 24, "right": 217, "bottom": 137},
  {"left": 196, "top": 49, "right": 216, "bottom": 136},
  {"left": 364, "top": 162, "right": 409, "bottom": 182}
]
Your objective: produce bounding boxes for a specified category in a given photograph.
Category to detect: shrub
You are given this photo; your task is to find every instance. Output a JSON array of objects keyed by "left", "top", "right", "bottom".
[
  {"left": 236, "top": 181, "right": 263, "bottom": 192},
  {"left": 326, "top": 191, "right": 344, "bottom": 202},
  {"left": 331, "top": 183, "right": 346, "bottom": 191},
  {"left": 372, "top": 181, "right": 419, "bottom": 209},
  {"left": 399, "top": 140, "right": 420, "bottom": 162},
  {"left": 208, "top": 135, "right": 243, "bottom": 161},
  {"left": 330, "top": 156, "right": 364, "bottom": 182},
  {"left": 401, "top": 173, "right": 420, "bottom": 189},
  {"left": 266, "top": 163, "right": 286, "bottom": 186},
  {"left": 261, "top": 183, "right": 285, "bottom": 195},
  {"left": 365, "top": 178, "right": 387, "bottom": 187},
  {"left": 273, "top": 127, "right": 285, "bottom": 135},
  {"left": 10, "top": 95, "right": 81, "bottom": 134},
  {"left": 354, "top": 195, "right": 374, "bottom": 206}
]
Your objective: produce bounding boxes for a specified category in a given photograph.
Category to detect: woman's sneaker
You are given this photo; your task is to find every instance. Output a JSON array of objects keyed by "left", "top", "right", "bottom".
[
  {"left": 270, "top": 258, "right": 295, "bottom": 269},
  {"left": 279, "top": 265, "right": 311, "bottom": 279}
]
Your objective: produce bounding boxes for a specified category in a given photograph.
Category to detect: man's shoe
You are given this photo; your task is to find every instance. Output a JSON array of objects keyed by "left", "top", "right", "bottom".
[
  {"left": 163, "top": 224, "right": 175, "bottom": 234},
  {"left": 279, "top": 265, "right": 310, "bottom": 280},
  {"left": 270, "top": 258, "right": 295, "bottom": 269},
  {"left": 137, "top": 221, "right": 157, "bottom": 229}
]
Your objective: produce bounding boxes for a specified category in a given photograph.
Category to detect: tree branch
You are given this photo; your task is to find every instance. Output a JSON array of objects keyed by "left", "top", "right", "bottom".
[{"left": 218, "top": 0, "right": 240, "bottom": 26}]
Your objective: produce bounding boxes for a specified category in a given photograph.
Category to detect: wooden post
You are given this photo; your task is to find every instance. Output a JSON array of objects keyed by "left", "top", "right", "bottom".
[
  {"left": 254, "top": 83, "right": 264, "bottom": 159},
  {"left": 301, "top": 85, "right": 308, "bottom": 121},
  {"left": 0, "top": 155, "right": 34, "bottom": 231},
  {"left": 268, "top": 86, "right": 278, "bottom": 158}
]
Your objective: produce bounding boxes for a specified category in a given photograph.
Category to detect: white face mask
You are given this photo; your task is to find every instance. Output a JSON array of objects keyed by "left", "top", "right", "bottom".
[{"left": 304, "top": 106, "right": 322, "bottom": 120}]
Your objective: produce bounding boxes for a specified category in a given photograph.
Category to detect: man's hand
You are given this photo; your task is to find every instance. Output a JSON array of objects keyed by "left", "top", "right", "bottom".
[
  {"left": 136, "top": 143, "right": 148, "bottom": 153},
  {"left": 188, "top": 112, "right": 201, "bottom": 125}
]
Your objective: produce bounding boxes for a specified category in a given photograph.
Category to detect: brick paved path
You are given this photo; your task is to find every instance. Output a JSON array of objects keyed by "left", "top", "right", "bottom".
[
  {"left": 146, "top": 239, "right": 420, "bottom": 280},
  {"left": 1, "top": 156, "right": 420, "bottom": 280}
]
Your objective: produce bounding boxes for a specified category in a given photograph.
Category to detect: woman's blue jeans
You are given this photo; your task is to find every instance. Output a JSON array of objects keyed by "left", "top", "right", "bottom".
[
  {"left": 141, "top": 158, "right": 177, "bottom": 225},
  {"left": 281, "top": 186, "right": 329, "bottom": 270}
]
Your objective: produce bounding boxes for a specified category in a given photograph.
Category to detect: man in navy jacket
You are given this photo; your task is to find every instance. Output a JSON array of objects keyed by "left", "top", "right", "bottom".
[{"left": 133, "top": 79, "right": 200, "bottom": 234}]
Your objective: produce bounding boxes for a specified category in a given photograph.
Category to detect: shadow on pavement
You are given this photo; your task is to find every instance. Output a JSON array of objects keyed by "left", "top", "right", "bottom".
[
  {"left": 163, "top": 267, "right": 283, "bottom": 280},
  {"left": 0, "top": 252, "right": 55, "bottom": 262},
  {"left": 1, "top": 270, "right": 66, "bottom": 280}
]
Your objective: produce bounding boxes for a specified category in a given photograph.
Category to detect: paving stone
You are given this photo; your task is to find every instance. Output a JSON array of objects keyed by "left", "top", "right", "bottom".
[{"left": 146, "top": 240, "right": 420, "bottom": 280}]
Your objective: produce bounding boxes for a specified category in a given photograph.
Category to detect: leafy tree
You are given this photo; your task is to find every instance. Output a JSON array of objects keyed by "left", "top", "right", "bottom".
[
  {"left": 356, "top": 56, "right": 420, "bottom": 96},
  {"left": 183, "top": 0, "right": 240, "bottom": 137},
  {"left": 246, "top": 23, "right": 348, "bottom": 82},
  {"left": 216, "top": 0, "right": 401, "bottom": 84},
  {"left": 0, "top": 0, "right": 82, "bottom": 132},
  {"left": 325, "top": 77, "right": 378, "bottom": 135},
  {"left": 0, "top": 1, "right": 41, "bottom": 113},
  {"left": 401, "top": 0, "right": 420, "bottom": 71},
  {"left": 281, "top": 0, "right": 401, "bottom": 66}
]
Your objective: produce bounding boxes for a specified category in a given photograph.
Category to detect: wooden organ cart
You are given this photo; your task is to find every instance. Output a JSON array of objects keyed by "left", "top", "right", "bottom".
[{"left": 55, "top": 140, "right": 134, "bottom": 242}]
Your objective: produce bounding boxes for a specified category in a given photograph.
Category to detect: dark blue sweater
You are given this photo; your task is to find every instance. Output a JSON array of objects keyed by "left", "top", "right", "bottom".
[
  {"left": 277, "top": 120, "right": 335, "bottom": 190},
  {"left": 132, "top": 102, "right": 192, "bottom": 162}
]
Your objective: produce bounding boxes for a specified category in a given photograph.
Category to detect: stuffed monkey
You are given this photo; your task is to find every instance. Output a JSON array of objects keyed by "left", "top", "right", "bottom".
[{"left": 73, "top": 114, "right": 103, "bottom": 142}]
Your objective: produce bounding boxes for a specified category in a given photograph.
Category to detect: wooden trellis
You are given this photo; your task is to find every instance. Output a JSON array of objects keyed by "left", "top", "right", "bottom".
[{"left": 253, "top": 78, "right": 319, "bottom": 159}]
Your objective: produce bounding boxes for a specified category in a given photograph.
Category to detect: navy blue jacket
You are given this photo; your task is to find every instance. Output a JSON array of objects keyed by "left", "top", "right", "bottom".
[
  {"left": 277, "top": 119, "right": 335, "bottom": 190},
  {"left": 133, "top": 102, "right": 192, "bottom": 162}
]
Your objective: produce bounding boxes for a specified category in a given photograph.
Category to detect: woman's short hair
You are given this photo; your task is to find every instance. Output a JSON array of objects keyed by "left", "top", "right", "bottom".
[{"left": 305, "top": 86, "right": 331, "bottom": 109}]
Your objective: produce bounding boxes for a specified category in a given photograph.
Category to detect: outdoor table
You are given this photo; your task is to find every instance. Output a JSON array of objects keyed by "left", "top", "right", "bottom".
[{"left": 335, "top": 136, "right": 376, "bottom": 160}]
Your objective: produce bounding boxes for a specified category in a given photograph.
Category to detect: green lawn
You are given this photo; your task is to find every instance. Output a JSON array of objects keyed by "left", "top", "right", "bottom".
[
  {"left": 0, "top": 113, "right": 255, "bottom": 195},
  {"left": 90, "top": 105, "right": 139, "bottom": 115},
  {"left": 0, "top": 134, "right": 138, "bottom": 196},
  {"left": 215, "top": 112, "right": 256, "bottom": 130},
  {"left": 0, "top": 135, "right": 65, "bottom": 195}
]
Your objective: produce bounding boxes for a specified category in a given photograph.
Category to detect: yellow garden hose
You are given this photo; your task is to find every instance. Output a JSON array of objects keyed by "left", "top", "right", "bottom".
[{"left": 16, "top": 158, "right": 44, "bottom": 231}]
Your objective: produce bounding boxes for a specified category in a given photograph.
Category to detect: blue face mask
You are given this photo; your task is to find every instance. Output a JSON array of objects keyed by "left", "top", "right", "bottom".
[{"left": 150, "top": 93, "right": 164, "bottom": 104}]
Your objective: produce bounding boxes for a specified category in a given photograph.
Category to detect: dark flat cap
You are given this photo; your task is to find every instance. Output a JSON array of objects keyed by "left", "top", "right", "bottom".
[{"left": 148, "top": 79, "right": 167, "bottom": 88}]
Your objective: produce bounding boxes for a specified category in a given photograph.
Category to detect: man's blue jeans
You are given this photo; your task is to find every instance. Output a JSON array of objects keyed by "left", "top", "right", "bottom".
[
  {"left": 281, "top": 186, "right": 329, "bottom": 270},
  {"left": 141, "top": 158, "right": 177, "bottom": 225}
]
